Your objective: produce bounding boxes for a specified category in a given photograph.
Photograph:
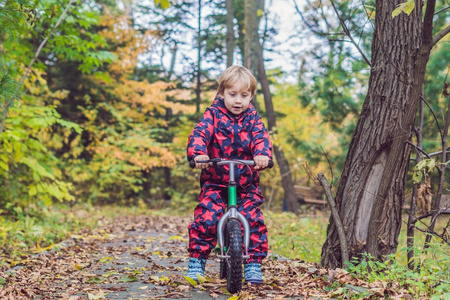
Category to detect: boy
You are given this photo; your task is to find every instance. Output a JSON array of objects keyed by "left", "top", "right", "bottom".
[{"left": 186, "top": 65, "right": 272, "bottom": 285}]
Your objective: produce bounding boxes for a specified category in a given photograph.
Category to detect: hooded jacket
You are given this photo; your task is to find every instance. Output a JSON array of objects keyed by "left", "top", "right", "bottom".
[{"left": 187, "top": 94, "right": 272, "bottom": 189}]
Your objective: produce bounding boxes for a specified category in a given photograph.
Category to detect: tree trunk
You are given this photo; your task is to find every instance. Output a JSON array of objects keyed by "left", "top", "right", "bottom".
[
  {"left": 195, "top": 0, "right": 202, "bottom": 113},
  {"left": 168, "top": 43, "right": 177, "bottom": 80},
  {"left": 225, "top": 0, "right": 234, "bottom": 67},
  {"left": 256, "top": 39, "right": 300, "bottom": 213},
  {"left": 321, "top": 0, "right": 436, "bottom": 268},
  {"left": 244, "top": 0, "right": 263, "bottom": 109},
  {"left": 406, "top": 92, "right": 423, "bottom": 270}
]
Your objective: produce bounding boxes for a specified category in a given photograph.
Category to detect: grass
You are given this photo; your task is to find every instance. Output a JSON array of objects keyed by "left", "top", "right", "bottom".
[{"left": 264, "top": 209, "right": 328, "bottom": 263}]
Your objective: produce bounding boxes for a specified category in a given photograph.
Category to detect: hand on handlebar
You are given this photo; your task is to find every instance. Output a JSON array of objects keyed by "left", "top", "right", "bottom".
[
  {"left": 194, "top": 155, "right": 210, "bottom": 169},
  {"left": 254, "top": 155, "right": 270, "bottom": 170}
]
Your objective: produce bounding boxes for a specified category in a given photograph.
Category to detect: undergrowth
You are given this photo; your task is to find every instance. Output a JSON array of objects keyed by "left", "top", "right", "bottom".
[{"left": 347, "top": 250, "right": 450, "bottom": 299}]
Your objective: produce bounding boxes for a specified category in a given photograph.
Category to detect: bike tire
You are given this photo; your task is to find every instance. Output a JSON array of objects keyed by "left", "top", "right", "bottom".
[
  {"left": 219, "top": 223, "right": 229, "bottom": 279},
  {"left": 226, "top": 219, "right": 243, "bottom": 294}
]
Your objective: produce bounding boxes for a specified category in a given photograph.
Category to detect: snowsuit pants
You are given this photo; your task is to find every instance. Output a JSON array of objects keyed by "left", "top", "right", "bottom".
[{"left": 188, "top": 184, "right": 268, "bottom": 263}]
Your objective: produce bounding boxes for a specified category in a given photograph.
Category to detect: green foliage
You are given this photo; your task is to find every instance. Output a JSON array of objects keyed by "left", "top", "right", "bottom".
[
  {"left": 347, "top": 250, "right": 449, "bottom": 298},
  {"left": 0, "top": 70, "right": 20, "bottom": 108},
  {"left": 0, "top": 104, "right": 80, "bottom": 212},
  {"left": 412, "top": 158, "right": 437, "bottom": 184}
]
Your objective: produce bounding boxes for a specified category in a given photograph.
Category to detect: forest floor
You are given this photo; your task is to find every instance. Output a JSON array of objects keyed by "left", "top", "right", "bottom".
[{"left": 0, "top": 214, "right": 411, "bottom": 300}]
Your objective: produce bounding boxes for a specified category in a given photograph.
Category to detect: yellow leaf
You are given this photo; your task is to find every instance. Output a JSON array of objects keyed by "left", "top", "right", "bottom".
[
  {"left": 228, "top": 296, "right": 239, "bottom": 300},
  {"left": 138, "top": 286, "right": 148, "bottom": 290},
  {"left": 33, "top": 244, "right": 45, "bottom": 254},
  {"left": 101, "top": 271, "right": 119, "bottom": 277},
  {"left": 74, "top": 263, "right": 84, "bottom": 270},
  {"left": 197, "top": 273, "right": 207, "bottom": 284},
  {"left": 403, "top": 0, "right": 415, "bottom": 15},
  {"left": 392, "top": 0, "right": 415, "bottom": 18},
  {"left": 184, "top": 276, "right": 198, "bottom": 286},
  {"left": 392, "top": 6, "right": 403, "bottom": 18},
  {"left": 168, "top": 235, "right": 188, "bottom": 242},
  {"left": 99, "top": 256, "right": 114, "bottom": 263}
]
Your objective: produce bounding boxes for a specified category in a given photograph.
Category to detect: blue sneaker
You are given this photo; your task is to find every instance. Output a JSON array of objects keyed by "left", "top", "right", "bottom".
[
  {"left": 186, "top": 257, "right": 207, "bottom": 282},
  {"left": 244, "top": 263, "right": 263, "bottom": 285}
]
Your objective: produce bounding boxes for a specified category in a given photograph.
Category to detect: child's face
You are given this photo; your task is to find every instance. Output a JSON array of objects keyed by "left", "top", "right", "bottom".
[{"left": 220, "top": 82, "right": 253, "bottom": 115}]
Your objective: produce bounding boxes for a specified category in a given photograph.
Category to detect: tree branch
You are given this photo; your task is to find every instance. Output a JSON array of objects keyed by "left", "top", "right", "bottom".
[
  {"left": 329, "top": 0, "right": 371, "bottom": 67},
  {"left": 421, "top": 95, "right": 443, "bottom": 137},
  {"left": 0, "top": 0, "right": 77, "bottom": 134},
  {"left": 406, "top": 141, "right": 431, "bottom": 159},
  {"left": 434, "top": 6, "right": 450, "bottom": 15},
  {"left": 292, "top": 0, "right": 328, "bottom": 37},
  {"left": 318, "top": 173, "right": 349, "bottom": 268},
  {"left": 432, "top": 25, "right": 450, "bottom": 48}
]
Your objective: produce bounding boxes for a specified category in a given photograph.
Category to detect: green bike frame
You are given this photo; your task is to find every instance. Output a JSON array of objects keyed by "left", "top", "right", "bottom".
[{"left": 217, "top": 161, "right": 251, "bottom": 260}]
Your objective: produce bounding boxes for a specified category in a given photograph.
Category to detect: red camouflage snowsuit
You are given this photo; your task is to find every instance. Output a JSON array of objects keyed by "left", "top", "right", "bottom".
[{"left": 187, "top": 94, "right": 272, "bottom": 263}]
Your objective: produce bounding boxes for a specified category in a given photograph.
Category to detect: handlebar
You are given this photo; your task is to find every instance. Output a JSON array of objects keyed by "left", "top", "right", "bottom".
[{"left": 189, "top": 158, "right": 274, "bottom": 169}]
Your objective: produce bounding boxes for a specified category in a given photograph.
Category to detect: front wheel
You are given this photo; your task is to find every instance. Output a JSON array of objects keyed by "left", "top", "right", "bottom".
[
  {"left": 219, "top": 223, "right": 229, "bottom": 279},
  {"left": 226, "top": 219, "right": 243, "bottom": 294}
]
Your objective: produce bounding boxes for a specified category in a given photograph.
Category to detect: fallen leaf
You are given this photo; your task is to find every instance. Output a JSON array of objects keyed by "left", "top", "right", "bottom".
[
  {"left": 98, "top": 256, "right": 114, "bottom": 263},
  {"left": 117, "top": 275, "right": 139, "bottom": 282},
  {"left": 87, "top": 290, "right": 107, "bottom": 299},
  {"left": 197, "top": 273, "right": 207, "bottom": 284},
  {"left": 184, "top": 276, "right": 198, "bottom": 286}
]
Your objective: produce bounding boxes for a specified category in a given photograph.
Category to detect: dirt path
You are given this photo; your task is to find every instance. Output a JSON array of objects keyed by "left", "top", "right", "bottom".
[{"left": 0, "top": 214, "right": 366, "bottom": 299}]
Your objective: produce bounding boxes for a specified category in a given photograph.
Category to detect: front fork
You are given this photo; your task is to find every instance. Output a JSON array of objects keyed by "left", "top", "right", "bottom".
[
  {"left": 216, "top": 162, "right": 250, "bottom": 260},
  {"left": 217, "top": 200, "right": 251, "bottom": 259}
]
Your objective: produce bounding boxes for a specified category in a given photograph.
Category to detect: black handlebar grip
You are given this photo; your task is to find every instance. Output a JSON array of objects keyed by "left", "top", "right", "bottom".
[
  {"left": 268, "top": 160, "right": 274, "bottom": 169},
  {"left": 189, "top": 160, "right": 196, "bottom": 169}
]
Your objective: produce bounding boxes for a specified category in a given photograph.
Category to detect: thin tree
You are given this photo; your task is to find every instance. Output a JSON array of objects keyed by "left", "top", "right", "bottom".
[
  {"left": 195, "top": 0, "right": 202, "bottom": 113},
  {"left": 225, "top": 0, "right": 235, "bottom": 67},
  {"left": 254, "top": 27, "right": 300, "bottom": 214}
]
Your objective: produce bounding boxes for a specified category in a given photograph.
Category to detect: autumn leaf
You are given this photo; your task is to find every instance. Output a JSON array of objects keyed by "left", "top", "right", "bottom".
[
  {"left": 184, "top": 276, "right": 198, "bottom": 286},
  {"left": 98, "top": 256, "right": 114, "bottom": 263},
  {"left": 197, "top": 273, "right": 207, "bottom": 284},
  {"left": 392, "top": 0, "right": 415, "bottom": 18},
  {"left": 87, "top": 290, "right": 107, "bottom": 299},
  {"left": 117, "top": 275, "right": 139, "bottom": 282},
  {"left": 87, "top": 277, "right": 104, "bottom": 284}
]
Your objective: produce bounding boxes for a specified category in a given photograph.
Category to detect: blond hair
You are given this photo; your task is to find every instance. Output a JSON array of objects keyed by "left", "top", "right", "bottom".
[{"left": 217, "top": 66, "right": 257, "bottom": 96}]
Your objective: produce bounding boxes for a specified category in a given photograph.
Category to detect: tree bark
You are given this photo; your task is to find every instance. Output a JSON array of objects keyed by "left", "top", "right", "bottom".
[
  {"left": 321, "top": 0, "right": 436, "bottom": 268},
  {"left": 256, "top": 39, "right": 300, "bottom": 213},
  {"left": 225, "top": 0, "right": 234, "bottom": 67}
]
